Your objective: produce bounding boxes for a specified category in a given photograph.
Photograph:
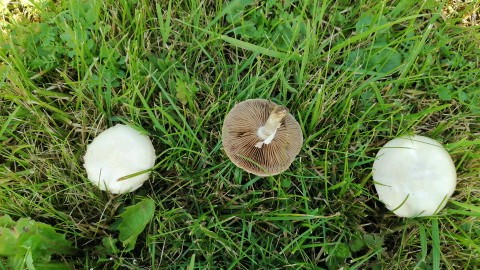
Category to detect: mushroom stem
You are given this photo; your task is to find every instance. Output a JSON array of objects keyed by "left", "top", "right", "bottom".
[{"left": 255, "top": 106, "right": 288, "bottom": 148}]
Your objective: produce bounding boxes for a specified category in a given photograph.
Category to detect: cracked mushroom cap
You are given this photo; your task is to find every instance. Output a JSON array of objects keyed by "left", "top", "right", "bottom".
[{"left": 222, "top": 99, "right": 303, "bottom": 176}]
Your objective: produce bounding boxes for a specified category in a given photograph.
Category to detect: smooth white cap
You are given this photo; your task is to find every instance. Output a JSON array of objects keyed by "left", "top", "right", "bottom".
[
  {"left": 84, "top": 124, "right": 156, "bottom": 194},
  {"left": 372, "top": 135, "right": 457, "bottom": 217}
]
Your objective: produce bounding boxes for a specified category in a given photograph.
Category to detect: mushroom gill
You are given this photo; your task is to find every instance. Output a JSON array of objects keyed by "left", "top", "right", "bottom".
[{"left": 222, "top": 99, "right": 303, "bottom": 176}]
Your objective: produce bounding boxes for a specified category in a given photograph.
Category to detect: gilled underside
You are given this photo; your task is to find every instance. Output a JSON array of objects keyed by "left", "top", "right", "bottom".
[{"left": 222, "top": 99, "right": 303, "bottom": 176}]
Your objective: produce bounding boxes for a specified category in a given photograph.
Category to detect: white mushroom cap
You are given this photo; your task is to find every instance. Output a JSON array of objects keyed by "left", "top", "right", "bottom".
[
  {"left": 83, "top": 124, "right": 156, "bottom": 194},
  {"left": 372, "top": 135, "right": 457, "bottom": 217}
]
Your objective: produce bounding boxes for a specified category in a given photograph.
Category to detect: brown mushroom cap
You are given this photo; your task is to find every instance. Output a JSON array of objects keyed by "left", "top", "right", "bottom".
[{"left": 222, "top": 99, "right": 303, "bottom": 176}]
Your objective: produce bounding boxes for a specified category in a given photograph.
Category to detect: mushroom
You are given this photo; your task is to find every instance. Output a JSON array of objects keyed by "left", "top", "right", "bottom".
[
  {"left": 222, "top": 99, "right": 303, "bottom": 176},
  {"left": 83, "top": 124, "right": 156, "bottom": 194},
  {"left": 372, "top": 135, "right": 457, "bottom": 217}
]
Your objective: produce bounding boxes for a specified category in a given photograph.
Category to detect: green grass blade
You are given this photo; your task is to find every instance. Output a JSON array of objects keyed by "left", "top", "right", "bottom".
[{"left": 431, "top": 219, "right": 441, "bottom": 270}]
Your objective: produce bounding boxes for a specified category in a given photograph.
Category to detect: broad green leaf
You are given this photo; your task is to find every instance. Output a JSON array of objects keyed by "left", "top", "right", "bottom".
[
  {"left": 346, "top": 49, "right": 369, "bottom": 69},
  {"left": 350, "top": 237, "right": 364, "bottom": 252},
  {"left": 232, "top": 21, "right": 258, "bottom": 40},
  {"left": 99, "top": 236, "right": 119, "bottom": 255},
  {"left": 118, "top": 198, "right": 155, "bottom": 251},
  {"left": 175, "top": 79, "right": 198, "bottom": 106},
  {"left": 17, "top": 224, "right": 75, "bottom": 265},
  {"left": 1, "top": 216, "right": 74, "bottom": 269},
  {"left": 281, "top": 178, "right": 291, "bottom": 188},
  {"left": 468, "top": 95, "right": 480, "bottom": 113},
  {"left": 34, "top": 223, "right": 75, "bottom": 255},
  {"left": 371, "top": 47, "right": 402, "bottom": 73},
  {"left": 458, "top": 91, "right": 468, "bottom": 103},
  {"left": 355, "top": 12, "right": 389, "bottom": 35},
  {"left": 0, "top": 228, "right": 17, "bottom": 256},
  {"left": 25, "top": 250, "right": 35, "bottom": 270},
  {"left": 0, "top": 215, "right": 15, "bottom": 228},
  {"left": 355, "top": 13, "right": 374, "bottom": 33},
  {"left": 363, "top": 233, "right": 384, "bottom": 249},
  {"left": 435, "top": 85, "right": 452, "bottom": 101},
  {"left": 14, "top": 218, "right": 36, "bottom": 238},
  {"left": 333, "top": 243, "right": 352, "bottom": 259},
  {"left": 224, "top": 0, "right": 255, "bottom": 24}
]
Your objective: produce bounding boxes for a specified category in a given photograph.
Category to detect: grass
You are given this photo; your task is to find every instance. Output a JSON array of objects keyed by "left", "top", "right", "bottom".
[{"left": 1, "top": 0, "right": 479, "bottom": 269}]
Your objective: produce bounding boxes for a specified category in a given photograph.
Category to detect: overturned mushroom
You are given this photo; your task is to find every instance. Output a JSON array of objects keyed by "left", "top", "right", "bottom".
[
  {"left": 222, "top": 99, "right": 303, "bottom": 176},
  {"left": 372, "top": 135, "right": 457, "bottom": 217},
  {"left": 84, "top": 124, "right": 156, "bottom": 194}
]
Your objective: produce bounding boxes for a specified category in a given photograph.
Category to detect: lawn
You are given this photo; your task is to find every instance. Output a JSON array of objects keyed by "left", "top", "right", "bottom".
[{"left": 1, "top": 0, "right": 479, "bottom": 269}]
